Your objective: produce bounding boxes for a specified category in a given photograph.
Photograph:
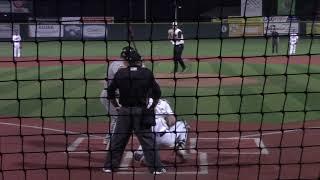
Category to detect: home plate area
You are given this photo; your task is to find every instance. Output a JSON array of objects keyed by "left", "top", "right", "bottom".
[{"left": 67, "top": 133, "right": 269, "bottom": 174}]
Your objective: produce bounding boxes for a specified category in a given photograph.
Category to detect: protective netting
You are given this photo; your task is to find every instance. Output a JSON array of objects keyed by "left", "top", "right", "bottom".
[{"left": 0, "top": 0, "right": 320, "bottom": 179}]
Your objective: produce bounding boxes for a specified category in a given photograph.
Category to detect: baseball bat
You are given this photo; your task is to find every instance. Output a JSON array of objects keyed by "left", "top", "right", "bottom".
[{"left": 128, "top": 24, "right": 138, "bottom": 53}]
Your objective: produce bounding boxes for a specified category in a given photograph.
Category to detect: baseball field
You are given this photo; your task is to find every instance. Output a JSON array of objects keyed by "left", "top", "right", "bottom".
[{"left": 0, "top": 37, "right": 320, "bottom": 179}]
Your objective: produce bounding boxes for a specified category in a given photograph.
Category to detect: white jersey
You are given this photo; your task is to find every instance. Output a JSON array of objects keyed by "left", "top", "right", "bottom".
[
  {"left": 171, "top": 28, "right": 184, "bottom": 45},
  {"left": 148, "top": 99, "right": 174, "bottom": 133},
  {"left": 290, "top": 34, "right": 299, "bottom": 44},
  {"left": 12, "top": 35, "right": 21, "bottom": 44}
]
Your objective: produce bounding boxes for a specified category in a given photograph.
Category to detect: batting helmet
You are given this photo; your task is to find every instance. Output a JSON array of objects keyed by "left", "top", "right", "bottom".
[{"left": 120, "top": 46, "right": 141, "bottom": 62}]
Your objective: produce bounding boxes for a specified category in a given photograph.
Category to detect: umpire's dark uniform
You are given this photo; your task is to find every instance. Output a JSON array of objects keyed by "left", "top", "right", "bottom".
[{"left": 104, "top": 47, "right": 164, "bottom": 173}]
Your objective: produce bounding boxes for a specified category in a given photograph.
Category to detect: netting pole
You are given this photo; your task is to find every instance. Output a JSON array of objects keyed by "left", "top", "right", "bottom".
[{"left": 194, "top": 0, "right": 201, "bottom": 177}]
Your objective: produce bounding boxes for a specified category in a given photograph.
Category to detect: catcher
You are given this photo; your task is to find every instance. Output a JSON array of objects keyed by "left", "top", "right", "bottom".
[{"left": 134, "top": 98, "right": 190, "bottom": 163}]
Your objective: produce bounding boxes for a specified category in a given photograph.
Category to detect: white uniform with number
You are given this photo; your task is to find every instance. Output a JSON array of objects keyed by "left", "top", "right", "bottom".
[
  {"left": 289, "top": 34, "right": 299, "bottom": 55},
  {"left": 12, "top": 34, "right": 21, "bottom": 58},
  {"left": 135, "top": 99, "right": 189, "bottom": 156},
  {"left": 170, "top": 28, "right": 184, "bottom": 46}
]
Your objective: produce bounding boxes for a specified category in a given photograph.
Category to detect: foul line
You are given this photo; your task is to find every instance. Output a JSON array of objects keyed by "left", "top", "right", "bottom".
[
  {"left": 1, "top": 121, "right": 318, "bottom": 140},
  {"left": 189, "top": 126, "right": 320, "bottom": 154},
  {"left": 0, "top": 121, "right": 103, "bottom": 139},
  {"left": 0, "top": 121, "right": 104, "bottom": 152},
  {"left": 241, "top": 129, "right": 304, "bottom": 138},
  {"left": 189, "top": 137, "right": 269, "bottom": 155}
]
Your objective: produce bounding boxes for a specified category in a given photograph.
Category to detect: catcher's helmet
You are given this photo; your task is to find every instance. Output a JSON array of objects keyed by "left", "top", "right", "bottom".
[{"left": 120, "top": 46, "right": 141, "bottom": 62}]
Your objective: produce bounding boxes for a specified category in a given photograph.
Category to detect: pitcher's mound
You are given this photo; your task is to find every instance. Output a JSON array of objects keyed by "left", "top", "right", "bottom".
[{"left": 155, "top": 73, "right": 257, "bottom": 87}]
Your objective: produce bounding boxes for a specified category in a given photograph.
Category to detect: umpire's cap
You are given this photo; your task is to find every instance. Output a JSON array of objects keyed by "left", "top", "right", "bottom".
[{"left": 120, "top": 46, "right": 142, "bottom": 62}]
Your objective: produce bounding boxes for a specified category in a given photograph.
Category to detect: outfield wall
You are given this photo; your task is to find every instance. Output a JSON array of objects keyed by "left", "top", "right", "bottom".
[{"left": 0, "top": 20, "right": 318, "bottom": 42}]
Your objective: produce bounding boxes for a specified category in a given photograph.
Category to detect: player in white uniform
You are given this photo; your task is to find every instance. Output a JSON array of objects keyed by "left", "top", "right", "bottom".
[
  {"left": 12, "top": 32, "right": 21, "bottom": 58},
  {"left": 134, "top": 98, "right": 190, "bottom": 163},
  {"left": 168, "top": 22, "right": 186, "bottom": 73},
  {"left": 289, "top": 33, "right": 299, "bottom": 55}
]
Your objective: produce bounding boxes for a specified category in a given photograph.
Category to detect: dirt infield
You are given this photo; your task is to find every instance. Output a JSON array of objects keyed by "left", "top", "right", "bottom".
[
  {"left": 155, "top": 73, "right": 257, "bottom": 87},
  {"left": 0, "top": 117, "right": 319, "bottom": 180},
  {"left": 0, "top": 55, "right": 320, "bottom": 68}
]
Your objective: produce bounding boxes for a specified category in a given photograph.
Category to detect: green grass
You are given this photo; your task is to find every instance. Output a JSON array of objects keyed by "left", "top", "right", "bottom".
[
  {"left": 1, "top": 38, "right": 319, "bottom": 58},
  {"left": 0, "top": 61, "right": 320, "bottom": 124},
  {"left": 0, "top": 38, "right": 320, "bottom": 124}
]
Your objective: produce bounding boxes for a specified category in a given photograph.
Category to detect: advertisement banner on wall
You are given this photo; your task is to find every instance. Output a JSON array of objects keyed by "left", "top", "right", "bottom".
[
  {"left": 228, "top": 17, "right": 264, "bottom": 37},
  {"left": 29, "top": 24, "right": 63, "bottom": 38},
  {"left": 306, "top": 22, "right": 320, "bottom": 36},
  {"left": 0, "top": 24, "right": 20, "bottom": 38},
  {"left": 241, "top": 0, "right": 262, "bottom": 17},
  {"left": 83, "top": 24, "right": 108, "bottom": 39},
  {"left": 264, "top": 16, "right": 299, "bottom": 35},
  {"left": 64, "top": 24, "right": 82, "bottom": 39},
  {"left": 277, "top": 0, "right": 296, "bottom": 15},
  {"left": 229, "top": 24, "right": 264, "bottom": 37}
]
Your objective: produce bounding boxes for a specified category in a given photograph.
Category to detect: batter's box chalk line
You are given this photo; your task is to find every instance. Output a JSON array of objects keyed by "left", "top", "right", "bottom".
[
  {"left": 63, "top": 151, "right": 208, "bottom": 175},
  {"left": 117, "top": 151, "right": 209, "bottom": 175},
  {"left": 189, "top": 137, "right": 269, "bottom": 155}
]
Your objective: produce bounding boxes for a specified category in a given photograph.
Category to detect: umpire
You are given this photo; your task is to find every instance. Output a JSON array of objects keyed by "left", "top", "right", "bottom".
[
  {"left": 103, "top": 46, "right": 165, "bottom": 174},
  {"left": 271, "top": 25, "right": 279, "bottom": 54}
]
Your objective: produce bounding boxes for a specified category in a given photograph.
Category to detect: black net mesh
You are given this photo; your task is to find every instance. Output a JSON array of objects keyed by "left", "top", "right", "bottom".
[{"left": 0, "top": 0, "right": 320, "bottom": 179}]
